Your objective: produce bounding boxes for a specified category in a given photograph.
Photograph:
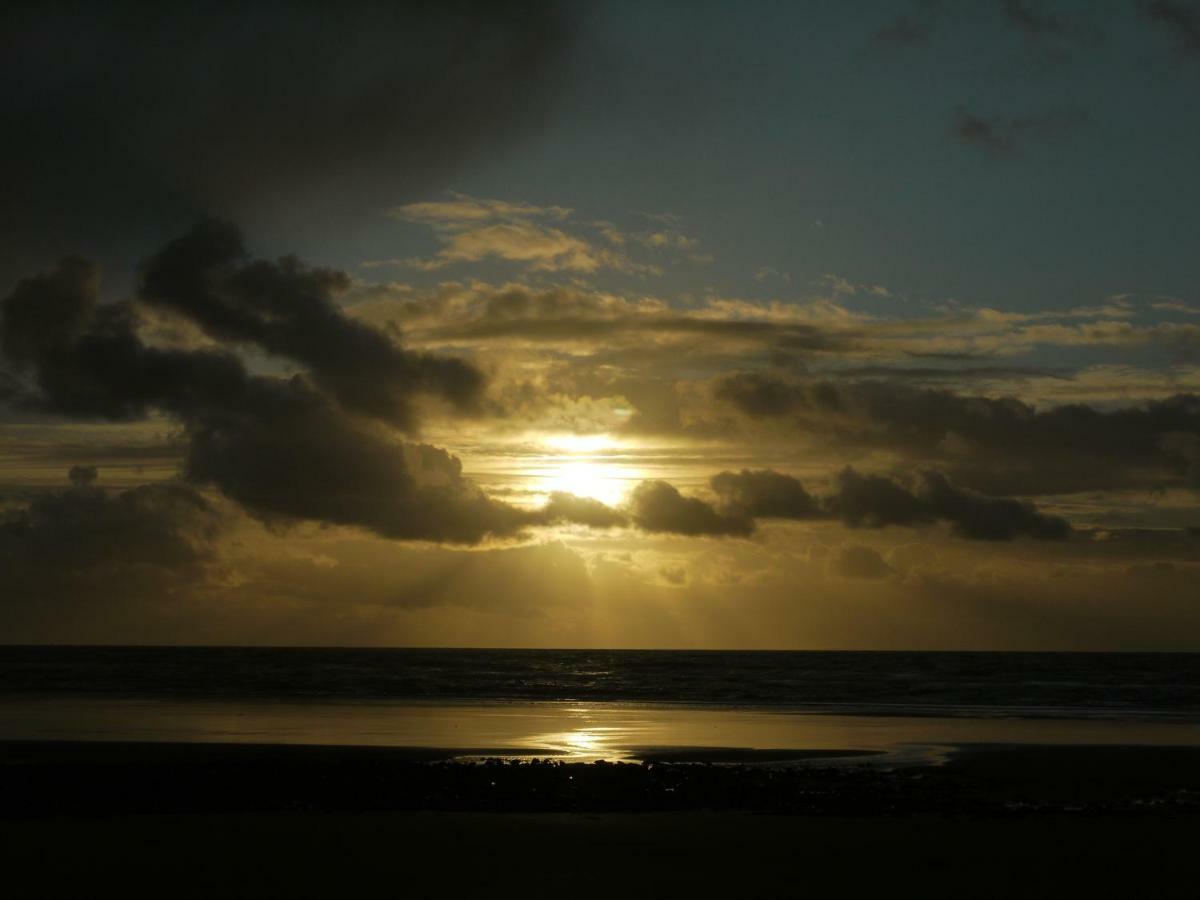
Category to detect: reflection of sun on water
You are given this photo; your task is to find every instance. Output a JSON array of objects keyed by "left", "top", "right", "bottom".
[
  {"left": 534, "top": 433, "right": 641, "bottom": 507},
  {"left": 529, "top": 707, "right": 634, "bottom": 761},
  {"left": 561, "top": 729, "right": 606, "bottom": 755}
]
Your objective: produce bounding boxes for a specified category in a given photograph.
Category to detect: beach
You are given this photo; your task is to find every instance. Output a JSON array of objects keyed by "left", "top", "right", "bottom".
[
  {"left": 7, "top": 810, "right": 1200, "bottom": 899},
  {"left": 5, "top": 648, "right": 1200, "bottom": 897},
  {"left": 4, "top": 740, "right": 1200, "bottom": 899}
]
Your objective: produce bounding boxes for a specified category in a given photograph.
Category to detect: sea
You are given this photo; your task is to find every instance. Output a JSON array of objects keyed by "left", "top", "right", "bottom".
[{"left": 4, "top": 647, "right": 1200, "bottom": 763}]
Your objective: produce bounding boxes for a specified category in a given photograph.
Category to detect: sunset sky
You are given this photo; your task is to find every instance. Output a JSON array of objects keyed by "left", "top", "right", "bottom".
[{"left": 3, "top": 1, "right": 1199, "bottom": 648}]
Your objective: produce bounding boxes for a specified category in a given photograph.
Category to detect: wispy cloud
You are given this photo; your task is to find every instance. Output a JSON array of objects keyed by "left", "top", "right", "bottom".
[{"left": 384, "top": 193, "right": 704, "bottom": 275}]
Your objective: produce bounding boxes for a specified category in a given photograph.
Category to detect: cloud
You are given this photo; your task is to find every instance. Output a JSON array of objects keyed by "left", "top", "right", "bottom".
[
  {"left": 538, "top": 492, "right": 629, "bottom": 529},
  {"left": 351, "top": 278, "right": 1200, "bottom": 375},
  {"left": 0, "top": 226, "right": 614, "bottom": 544},
  {"left": 552, "top": 465, "right": 1068, "bottom": 542},
  {"left": 0, "top": 1, "right": 576, "bottom": 277},
  {"left": 1138, "top": 0, "right": 1200, "bottom": 55},
  {"left": 140, "top": 220, "right": 484, "bottom": 428},
  {"left": 828, "top": 468, "right": 935, "bottom": 529},
  {"left": 390, "top": 193, "right": 658, "bottom": 275},
  {"left": 915, "top": 470, "right": 1071, "bottom": 539},
  {"left": 415, "top": 222, "right": 640, "bottom": 274},
  {"left": 2, "top": 226, "right": 484, "bottom": 428},
  {"left": 394, "top": 194, "right": 574, "bottom": 225},
  {"left": 714, "top": 373, "right": 1200, "bottom": 494},
  {"left": 631, "top": 465, "right": 1066, "bottom": 542},
  {"left": 952, "top": 106, "right": 1089, "bottom": 155},
  {"left": 181, "top": 382, "right": 536, "bottom": 543},
  {"left": 753, "top": 267, "right": 791, "bottom": 284},
  {"left": 829, "top": 468, "right": 1070, "bottom": 540},
  {"left": 1, "top": 255, "right": 248, "bottom": 421},
  {"left": 596, "top": 219, "right": 703, "bottom": 257},
  {"left": 710, "top": 469, "right": 822, "bottom": 519},
  {"left": 0, "top": 469, "right": 225, "bottom": 599},
  {"left": 629, "top": 480, "right": 754, "bottom": 537},
  {"left": 355, "top": 280, "right": 854, "bottom": 353}
]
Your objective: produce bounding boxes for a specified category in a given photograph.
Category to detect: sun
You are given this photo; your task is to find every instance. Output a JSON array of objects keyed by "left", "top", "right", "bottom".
[
  {"left": 543, "top": 460, "right": 623, "bottom": 504},
  {"left": 533, "top": 433, "right": 639, "bottom": 507}
]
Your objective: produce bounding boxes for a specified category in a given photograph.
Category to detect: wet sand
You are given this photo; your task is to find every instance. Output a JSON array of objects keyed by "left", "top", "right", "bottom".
[
  {"left": 4, "top": 740, "right": 1200, "bottom": 898},
  {"left": 4, "top": 808, "right": 1199, "bottom": 899},
  {"left": 5, "top": 739, "right": 1200, "bottom": 815},
  {"left": 6, "top": 696, "right": 1200, "bottom": 765}
]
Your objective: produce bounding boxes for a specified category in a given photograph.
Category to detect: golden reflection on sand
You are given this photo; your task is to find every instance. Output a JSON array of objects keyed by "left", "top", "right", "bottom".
[{"left": 4, "top": 698, "right": 1200, "bottom": 765}]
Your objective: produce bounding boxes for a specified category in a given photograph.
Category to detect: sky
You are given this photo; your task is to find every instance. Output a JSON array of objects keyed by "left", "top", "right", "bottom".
[{"left": 2, "top": 0, "right": 1199, "bottom": 649}]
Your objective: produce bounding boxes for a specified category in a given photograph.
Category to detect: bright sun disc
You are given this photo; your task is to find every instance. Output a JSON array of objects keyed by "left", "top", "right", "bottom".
[
  {"left": 542, "top": 460, "right": 625, "bottom": 505},
  {"left": 534, "top": 433, "right": 637, "bottom": 506}
]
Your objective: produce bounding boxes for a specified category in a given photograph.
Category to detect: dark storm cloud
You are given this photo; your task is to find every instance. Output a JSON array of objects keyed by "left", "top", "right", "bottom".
[
  {"left": 1138, "top": 0, "right": 1200, "bottom": 54},
  {"left": 181, "top": 380, "right": 531, "bottom": 543},
  {"left": 629, "top": 481, "right": 755, "bottom": 537},
  {"left": 538, "top": 492, "right": 629, "bottom": 529},
  {"left": 0, "top": 230, "right": 577, "bottom": 544},
  {"left": 140, "top": 220, "right": 484, "bottom": 428},
  {"left": 827, "top": 468, "right": 934, "bottom": 529},
  {"left": 0, "top": 470, "right": 223, "bottom": 583},
  {"left": 830, "top": 468, "right": 1070, "bottom": 540},
  {"left": 709, "top": 464, "right": 1068, "bottom": 540},
  {"left": 0, "top": 468, "right": 236, "bottom": 642},
  {"left": 1, "top": 256, "right": 248, "bottom": 421},
  {"left": 1, "top": 1, "right": 575, "bottom": 275},
  {"left": 625, "top": 465, "right": 1068, "bottom": 541},
  {"left": 951, "top": 107, "right": 1089, "bottom": 155},
  {"left": 715, "top": 373, "right": 1200, "bottom": 495},
  {"left": 710, "top": 469, "right": 822, "bottom": 520}
]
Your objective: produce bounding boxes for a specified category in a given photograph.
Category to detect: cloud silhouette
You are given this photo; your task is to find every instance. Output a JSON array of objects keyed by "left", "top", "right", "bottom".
[
  {"left": 629, "top": 480, "right": 755, "bottom": 537},
  {"left": 715, "top": 373, "right": 1200, "bottom": 495},
  {"left": 710, "top": 469, "right": 822, "bottom": 520},
  {"left": 140, "top": 220, "right": 484, "bottom": 428},
  {"left": 0, "top": 227, "right": 593, "bottom": 544}
]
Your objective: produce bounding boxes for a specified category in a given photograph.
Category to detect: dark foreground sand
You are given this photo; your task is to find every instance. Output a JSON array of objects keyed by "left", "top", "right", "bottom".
[
  {"left": 4, "top": 741, "right": 1200, "bottom": 898},
  {"left": 6, "top": 810, "right": 1200, "bottom": 899}
]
